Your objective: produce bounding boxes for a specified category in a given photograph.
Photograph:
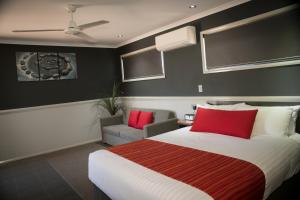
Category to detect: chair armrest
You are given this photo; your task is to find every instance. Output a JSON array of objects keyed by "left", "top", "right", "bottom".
[
  {"left": 100, "top": 115, "right": 123, "bottom": 127},
  {"left": 143, "top": 118, "right": 179, "bottom": 138}
]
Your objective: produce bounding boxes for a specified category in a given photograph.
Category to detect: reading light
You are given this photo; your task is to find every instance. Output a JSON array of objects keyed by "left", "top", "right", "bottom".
[
  {"left": 189, "top": 5, "right": 197, "bottom": 9},
  {"left": 117, "top": 34, "right": 124, "bottom": 38}
]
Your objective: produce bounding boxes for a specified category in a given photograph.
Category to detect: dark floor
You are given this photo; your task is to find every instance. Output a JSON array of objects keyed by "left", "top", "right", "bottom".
[
  {"left": 0, "top": 142, "right": 108, "bottom": 200},
  {"left": 267, "top": 171, "right": 300, "bottom": 200},
  {"left": 0, "top": 157, "right": 81, "bottom": 200},
  {"left": 1, "top": 142, "right": 299, "bottom": 200},
  {"left": 46, "top": 142, "right": 107, "bottom": 200}
]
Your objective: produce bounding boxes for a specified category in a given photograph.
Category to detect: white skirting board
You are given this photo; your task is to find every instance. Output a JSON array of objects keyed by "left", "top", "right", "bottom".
[
  {"left": 0, "top": 139, "right": 101, "bottom": 164},
  {"left": 1, "top": 96, "right": 300, "bottom": 163}
]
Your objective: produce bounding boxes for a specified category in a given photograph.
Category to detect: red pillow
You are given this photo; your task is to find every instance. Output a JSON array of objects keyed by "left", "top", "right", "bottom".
[
  {"left": 128, "top": 110, "right": 141, "bottom": 128},
  {"left": 190, "top": 108, "right": 258, "bottom": 139},
  {"left": 136, "top": 111, "right": 154, "bottom": 130}
]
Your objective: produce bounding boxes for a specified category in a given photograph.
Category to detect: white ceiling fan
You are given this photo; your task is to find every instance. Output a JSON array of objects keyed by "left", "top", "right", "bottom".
[{"left": 12, "top": 4, "right": 109, "bottom": 43}]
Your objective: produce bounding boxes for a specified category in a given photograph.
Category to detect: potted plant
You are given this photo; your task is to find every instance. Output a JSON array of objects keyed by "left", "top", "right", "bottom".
[{"left": 97, "top": 82, "right": 121, "bottom": 116}]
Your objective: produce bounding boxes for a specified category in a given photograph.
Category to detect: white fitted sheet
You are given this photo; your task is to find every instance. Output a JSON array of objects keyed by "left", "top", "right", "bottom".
[{"left": 89, "top": 127, "right": 300, "bottom": 200}]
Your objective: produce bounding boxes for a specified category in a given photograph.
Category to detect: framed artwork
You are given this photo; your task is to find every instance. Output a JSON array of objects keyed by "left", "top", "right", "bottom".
[{"left": 16, "top": 52, "right": 77, "bottom": 81}]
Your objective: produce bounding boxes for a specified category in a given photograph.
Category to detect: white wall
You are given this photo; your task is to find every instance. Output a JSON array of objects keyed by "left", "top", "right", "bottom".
[
  {"left": 0, "top": 100, "right": 110, "bottom": 163},
  {"left": 122, "top": 97, "right": 203, "bottom": 118},
  {"left": 1, "top": 96, "right": 299, "bottom": 163},
  {"left": 122, "top": 96, "right": 300, "bottom": 119}
]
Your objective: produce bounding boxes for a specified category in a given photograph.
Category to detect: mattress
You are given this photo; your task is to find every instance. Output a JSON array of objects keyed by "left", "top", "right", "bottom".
[{"left": 88, "top": 127, "right": 300, "bottom": 200}]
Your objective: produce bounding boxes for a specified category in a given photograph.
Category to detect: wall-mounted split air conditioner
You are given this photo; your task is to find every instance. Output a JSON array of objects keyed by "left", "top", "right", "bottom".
[{"left": 155, "top": 26, "right": 196, "bottom": 52}]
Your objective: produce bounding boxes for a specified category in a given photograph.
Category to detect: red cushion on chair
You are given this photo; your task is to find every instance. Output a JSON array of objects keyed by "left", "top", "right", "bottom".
[
  {"left": 190, "top": 108, "right": 258, "bottom": 139},
  {"left": 128, "top": 110, "right": 141, "bottom": 128},
  {"left": 136, "top": 111, "right": 154, "bottom": 130}
]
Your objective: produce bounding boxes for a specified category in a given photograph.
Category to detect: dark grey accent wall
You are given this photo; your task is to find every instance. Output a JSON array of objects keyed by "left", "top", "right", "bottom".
[
  {"left": 0, "top": 44, "right": 119, "bottom": 110},
  {"left": 118, "top": 0, "right": 300, "bottom": 96}
]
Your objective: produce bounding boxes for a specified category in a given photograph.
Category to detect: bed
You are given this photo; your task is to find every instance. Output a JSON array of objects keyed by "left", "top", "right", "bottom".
[{"left": 89, "top": 102, "right": 300, "bottom": 200}]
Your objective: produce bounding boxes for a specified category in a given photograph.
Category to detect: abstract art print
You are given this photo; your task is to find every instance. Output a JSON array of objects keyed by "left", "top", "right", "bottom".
[
  {"left": 16, "top": 52, "right": 77, "bottom": 81},
  {"left": 58, "top": 53, "right": 77, "bottom": 80},
  {"left": 16, "top": 52, "right": 39, "bottom": 81}
]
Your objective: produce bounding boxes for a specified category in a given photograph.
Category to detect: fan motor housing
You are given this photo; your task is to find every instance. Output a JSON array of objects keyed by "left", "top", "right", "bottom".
[{"left": 64, "top": 27, "right": 80, "bottom": 35}]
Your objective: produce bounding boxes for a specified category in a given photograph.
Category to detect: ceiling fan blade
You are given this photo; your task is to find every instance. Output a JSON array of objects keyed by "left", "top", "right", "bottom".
[
  {"left": 74, "top": 32, "right": 97, "bottom": 43},
  {"left": 78, "top": 20, "right": 109, "bottom": 30},
  {"left": 12, "top": 29, "right": 64, "bottom": 33}
]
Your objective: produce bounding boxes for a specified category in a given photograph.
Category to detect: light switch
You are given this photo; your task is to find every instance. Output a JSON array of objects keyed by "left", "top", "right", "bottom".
[{"left": 198, "top": 85, "right": 203, "bottom": 93}]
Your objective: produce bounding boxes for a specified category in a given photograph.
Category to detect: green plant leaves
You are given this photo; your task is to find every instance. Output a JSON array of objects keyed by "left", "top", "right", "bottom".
[{"left": 98, "top": 81, "right": 120, "bottom": 116}]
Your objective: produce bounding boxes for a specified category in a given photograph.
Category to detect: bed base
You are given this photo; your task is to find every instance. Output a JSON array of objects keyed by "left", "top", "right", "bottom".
[{"left": 91, "top": 172, "right": 299, "bottom": 200}]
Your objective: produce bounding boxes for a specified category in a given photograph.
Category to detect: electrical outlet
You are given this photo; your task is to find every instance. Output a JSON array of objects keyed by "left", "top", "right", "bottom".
[{"left": 198, "top": 85, "right": 203, "bottom": 93}]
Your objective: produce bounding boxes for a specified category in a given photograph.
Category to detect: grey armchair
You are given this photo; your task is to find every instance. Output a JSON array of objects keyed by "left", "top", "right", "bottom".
[{"left": 100, "top": 107, "right": 178, "bottom": 146}]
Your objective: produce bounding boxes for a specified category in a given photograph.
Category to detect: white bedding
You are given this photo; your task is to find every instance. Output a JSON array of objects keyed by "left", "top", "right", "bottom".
[{"left": 89, "top": 127, "right": 300, "bottom": 200}]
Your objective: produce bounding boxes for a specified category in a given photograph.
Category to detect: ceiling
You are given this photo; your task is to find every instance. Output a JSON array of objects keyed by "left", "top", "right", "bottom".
[{"left": 0, "top": 0, "right": 245, "bottom": 48}]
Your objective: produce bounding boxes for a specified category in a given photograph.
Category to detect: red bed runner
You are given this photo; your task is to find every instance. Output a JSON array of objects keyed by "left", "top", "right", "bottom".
[{"left": 108, "top": 139, "right": 265, "bottom": 200}]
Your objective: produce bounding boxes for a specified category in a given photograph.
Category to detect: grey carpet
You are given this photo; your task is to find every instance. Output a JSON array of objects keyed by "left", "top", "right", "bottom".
[
  {"left": 0, "top": 157, "right": 81, "bottom": 200},
  {"left": 46, "top": 142, "right": 107, "bottom": 200}
]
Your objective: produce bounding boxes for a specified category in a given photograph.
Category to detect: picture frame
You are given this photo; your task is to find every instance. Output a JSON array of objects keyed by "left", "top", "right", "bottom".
[
  {"left": 16, "top": 52, "right": 77, "bottom": 81},
  {"left": 120, "top": 45, "right": 165, "bottom": 82},
  {"left": 200, "top": 4, "right": 300, "bottom": 74}
]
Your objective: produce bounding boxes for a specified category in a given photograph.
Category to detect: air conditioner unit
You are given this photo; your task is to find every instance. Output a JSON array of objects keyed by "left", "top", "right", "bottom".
[{"left": 155, "top": 26, "right": 196, "bottom": 52}]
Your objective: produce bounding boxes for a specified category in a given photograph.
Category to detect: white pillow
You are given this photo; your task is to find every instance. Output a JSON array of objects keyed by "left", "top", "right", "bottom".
[
  {"left": 287, "top": 106, "right": 300, "bottom": 136},
  {"left": 196, "top": 103, "right": 247, "bottom": 110},
  {"left": 238, "top": 104, "right": 294, "bottom": 137}
]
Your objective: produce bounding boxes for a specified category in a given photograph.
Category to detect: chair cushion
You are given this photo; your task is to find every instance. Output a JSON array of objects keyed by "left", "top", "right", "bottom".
[
  {"left": 128, "top": 110, "right": 141, "bottom": 128},
  {"left": 119, "top": 127, "right": 144, "bottom": 141},
  {"left": 136, "top": 111, "right": 154, "bottom": 130},
  {"left": 152, "top": 110, "right": 171, "bottom": 123},
  {"left": 102, "top": 125, "right": 125, "bottom": 137},
  {"left": 104, "top": 124, "right": 144, "bottom": 141}
]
